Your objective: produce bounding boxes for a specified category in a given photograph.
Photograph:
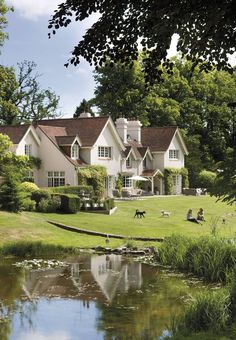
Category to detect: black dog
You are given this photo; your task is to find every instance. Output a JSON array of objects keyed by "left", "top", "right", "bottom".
[{"left": 134, "top": 209, "right": 146, "bottom": 218}]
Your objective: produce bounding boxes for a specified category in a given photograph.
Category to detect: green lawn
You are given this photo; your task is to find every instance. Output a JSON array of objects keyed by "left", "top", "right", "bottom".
[{"left": 0, "top": 195, "right": 235, "bottom": 249}]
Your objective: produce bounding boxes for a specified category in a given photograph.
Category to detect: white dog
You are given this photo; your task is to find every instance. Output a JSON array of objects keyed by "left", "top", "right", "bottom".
[{"left": 161, "top": 210, "right": 171, "bottom": 217}]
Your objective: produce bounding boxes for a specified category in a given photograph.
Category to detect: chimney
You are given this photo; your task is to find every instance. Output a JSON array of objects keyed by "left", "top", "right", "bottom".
[
  {"left": 115, "top": 118, "right": 128, "bottom": 143},
  {"left": 79, "top": 112, "right": 92, "bottom": 118},
  {"left": 127, "top": 120, "right": 142, "bottom": 143}
]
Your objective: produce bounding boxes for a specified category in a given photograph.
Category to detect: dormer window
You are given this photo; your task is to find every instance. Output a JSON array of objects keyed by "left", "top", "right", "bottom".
[
  {"left": 169, "top": 149, "right": 179, "bottom": 160},
  {"left": 126, "top": 156, "right": 132, "bottom": 168},
  {"left": 143, "top": 157, "right": 147, "bottom": 169},
  {"left": 25, "top": 144, "right": 32, "bottom": 156},
  {"left": 71, "top": 144, "right": 79, "bottom": 159}
]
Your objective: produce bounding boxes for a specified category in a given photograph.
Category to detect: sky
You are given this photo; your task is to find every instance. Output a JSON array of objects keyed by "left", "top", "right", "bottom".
[{"left": 0, "top": 0, "right": 100, "bottom": 118}]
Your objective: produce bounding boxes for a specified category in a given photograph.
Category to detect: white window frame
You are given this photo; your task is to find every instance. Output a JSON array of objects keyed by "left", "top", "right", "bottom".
[
  {"left": 25, "top": 144, "right": 32, "bottom": 156},
  {"left": 126, "top": 156, "right": 132, "bottom": 168},
  {"left": 25, "top": 170, "right": 34, "bottom": 183},
  {"left": 98, "top": 146, "right": 112, "bottom": 159},
  {"left": 71, "top": 144, "right": 79, "bottom": 159},
  {"left": 48, "top": 171, "right": 65, "bottom": 187},
  {"left": 173, "top": 175, "right": 180, "bottom": 186},
  {"left": 169, "top": 149, "right": 179, "bottom": 160},
  {"left": 122, "top": 176, "right": 132, "bottom": 188}
]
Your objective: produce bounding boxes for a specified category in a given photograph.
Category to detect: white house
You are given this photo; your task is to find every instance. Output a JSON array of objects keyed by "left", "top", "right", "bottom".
[{"left": 0, "top": 114, "right": 188, "bottom": 195}]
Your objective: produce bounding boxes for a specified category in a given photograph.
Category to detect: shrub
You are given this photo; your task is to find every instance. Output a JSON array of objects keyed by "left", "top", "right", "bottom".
[
  {"left": 22, "top": 198, "right": 36, "bottom": 211},
  {"left": 60, "top": 194, "right": 80, "bottom": 213},
  {"left": 49, "top": 185, "right": 93, "bottom": 196},
  {"left": 19, "top": 181, "right": 39, "bottom": 193},
  {"left": 37, "top": 197, "right": 60, "bottom": 213},
  {"left": 31, "top": 189, "right": 51, "bottom": 206},
  {"left": 0, "top": 175, "right": 23, "bottom": 212},
  {"left": 103, "top": 197, "right": 115, "bottom": 210},
  {"left": 198, "top": 170, "right": 216, "bottom": 189}
]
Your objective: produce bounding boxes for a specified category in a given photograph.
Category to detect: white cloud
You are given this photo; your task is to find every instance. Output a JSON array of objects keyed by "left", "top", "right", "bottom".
[{"left": 6, "top": 0, "right": 61, "bottom": 20}]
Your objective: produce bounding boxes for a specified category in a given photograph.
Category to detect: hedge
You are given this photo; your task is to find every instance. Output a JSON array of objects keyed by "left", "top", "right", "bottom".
[
  {"left": 49, "top": 185, "right": 93, "bottom": 196},
  {"left": 56, "top": 194, "right": 81, "bottom": 214}
]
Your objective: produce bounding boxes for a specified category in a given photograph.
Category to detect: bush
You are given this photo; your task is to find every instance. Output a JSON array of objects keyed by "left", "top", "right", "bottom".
[
  {"left": 0, "top": 176, "right": 23, "bottom": 213},
  {"left": 22, "top": 198, "right": 36, "bottom": 211},
  {"left": 198, "top": 170, "right": 216, "bottom": 189},
  {"left": 60, "top": 194, "right": 80, "bottom": 214},
  {"left": 31, "top": 189, "right": 51, "bottom": 206},
  {"left": 19, "top": 181, "right": 39, "bottom": 193},
  {"left": 37, "top": 196, "right": 61, "bottom": 213},
  {"left": 103, "top": 197, "right": 115, "bottom": 210}
]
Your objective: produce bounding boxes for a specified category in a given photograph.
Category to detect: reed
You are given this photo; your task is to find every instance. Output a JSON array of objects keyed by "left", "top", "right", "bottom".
[
  {"left": 158, "top": 235, "right": 236, "bottom": 283},
  {"left": 0, "top": 241, "right": 77, "bottom": 257},
  {"left": 177, "top": 290, "right": 230, "bottom": 334}
]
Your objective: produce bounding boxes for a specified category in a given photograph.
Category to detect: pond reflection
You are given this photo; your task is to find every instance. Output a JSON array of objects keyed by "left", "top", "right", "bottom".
[{"left": 0, "top": 254, "right": 205, "bottom": 340}]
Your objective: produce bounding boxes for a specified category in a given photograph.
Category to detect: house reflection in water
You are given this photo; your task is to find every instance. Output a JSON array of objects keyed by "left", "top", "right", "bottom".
[{"left": 22, "top": 254, "right": 142, "bottom": 303}]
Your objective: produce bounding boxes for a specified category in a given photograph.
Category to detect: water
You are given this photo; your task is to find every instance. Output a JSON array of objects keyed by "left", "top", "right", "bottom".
[{"left": 0, "top": 254, "right": 206, "bottom": 340}]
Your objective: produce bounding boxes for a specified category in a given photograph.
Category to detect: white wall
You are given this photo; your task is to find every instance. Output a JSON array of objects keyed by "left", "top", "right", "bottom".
[
  {"left": 152, "top": 153, "right": 165, "bottom": 171},
  {"left": 36, "top": 128, "right": 77, "bottom": 187},
  {"left": 91, "top": 123, "right": 123, "bottom": 176},
  {"left": 164, "top": 134, "right": 185, "bottom": 169}
]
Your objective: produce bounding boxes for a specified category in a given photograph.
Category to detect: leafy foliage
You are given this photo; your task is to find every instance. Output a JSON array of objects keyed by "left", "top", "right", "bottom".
[
  {"left": 78, "top": 165, "right": 107, "bottom": 198},
  {"left": 0, "top": 0, "right": 12, "bottom": 49},
  {"left": 210, "top": 148, "right": 236, "bottom": 205},
  {"left": 73, "top": 98, "right": 94, "bottom": 117},
  {"left": 198, "top": 170, "right": 216, "bottom": 190},
  {"left": 0, "top": 61, "right": 60, "bottom": 125},
  {"left": 49, "top": 0, "right": 236, "bottom": 82},
  {"left": 164, "top": 167, "right": 188, "bottom": 195}
]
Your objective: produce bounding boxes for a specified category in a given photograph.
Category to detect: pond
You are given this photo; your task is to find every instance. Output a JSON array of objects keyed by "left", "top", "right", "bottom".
[{"left": 0, "top": 254, "right": 209, "bottom": 340}]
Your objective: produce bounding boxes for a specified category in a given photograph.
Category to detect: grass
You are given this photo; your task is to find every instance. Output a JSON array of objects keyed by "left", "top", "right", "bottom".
[{"left": 0, "top": 195, "right": 235, "bottom": 250}]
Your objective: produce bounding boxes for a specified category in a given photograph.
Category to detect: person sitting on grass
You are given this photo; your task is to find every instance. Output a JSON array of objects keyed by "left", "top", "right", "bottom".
[
  {"left": 187, "top": 209, "right": 202, "bottom": 224},
  {"left": 197, "top": 208, "right": 206, "bottom": 222}
]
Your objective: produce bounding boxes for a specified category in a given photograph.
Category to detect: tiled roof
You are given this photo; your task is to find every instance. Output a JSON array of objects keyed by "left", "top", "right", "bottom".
[
  {"left": 141, "top": 126, "right": 177, "bottom": 152},
  {"left": 55, "top": 136, "right": 76, "bottom": 146},
  {"left": 36, "top": 117, "right": 109, "bottom": 147},
  {"left": 0, "top": 125, "right": 30, "bottom": 144},
  {"left": 137, "top": 147, "right": 148, "bottom": 158},
  {"left": 141, "top": 169, "right": 163, "bottom": 177}
]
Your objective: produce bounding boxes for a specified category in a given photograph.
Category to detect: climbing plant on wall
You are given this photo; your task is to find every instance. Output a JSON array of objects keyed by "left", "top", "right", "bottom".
[
  {"left": 78, "top": 165, "right": 107, "bottom": 198},
  {"left": 164, "top": 167, "right": 189, "bottom": 195}
]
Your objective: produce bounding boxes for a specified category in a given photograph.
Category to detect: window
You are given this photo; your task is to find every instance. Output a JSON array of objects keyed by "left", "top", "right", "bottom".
[
  {"left": 71, "top": 144, "right": 79, "bottom": 159},
  {"left": 98, "top": 146, "right": 112, "bottom": 158},
  {"left": 122, "top": 176, "right": 132, "bottom": 188},
  {"left": 25, "top": 171, "right": 34, "bottom": 183},
  {"left": 48, "top": 171, "right": 65, "bottom": 187},
  {"left": 143, "top": 157, "right": 147, "bottom": 169},
  {"left": 126, "top": 156, "right": 132, "bottom": 168},
  {"left": 25, "top": 144, "right": 32, "bottom": 156},
  {"left": 173, "top": 175, "right": 180, "bottom": 186},
  {"left": 169, "top": 149, "right": 179, "bottom": 159}
]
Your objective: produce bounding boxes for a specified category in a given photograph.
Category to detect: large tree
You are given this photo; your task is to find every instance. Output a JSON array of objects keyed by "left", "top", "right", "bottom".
[
  {"left": 49, "top": 0, "right": 236, "bottom": 82},
  {"left": 0, "top": 0, "right": 12, "bottom": 49},
  {"left": 92, "top": 57, "right": 236, "bottom": 186},
  {"left": 74, "top": 98, "right": 94, "bottom": 117},
  {"left": 0, "top": 61, "right": 60, "bottom": 125}
]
